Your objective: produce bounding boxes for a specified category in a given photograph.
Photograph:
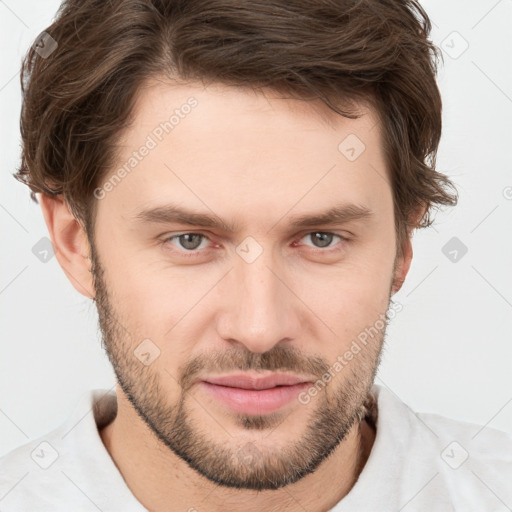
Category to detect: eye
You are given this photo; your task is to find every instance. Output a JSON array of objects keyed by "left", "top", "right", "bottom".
[
  {"left": 166, "top": 233, "right": 210, "bottom": 252},
  {"left": 298, "top": 232, "right": 347, "bottom": 250},
  {"left": 162, "top": 230, "right": 349, "bottom": 258}
]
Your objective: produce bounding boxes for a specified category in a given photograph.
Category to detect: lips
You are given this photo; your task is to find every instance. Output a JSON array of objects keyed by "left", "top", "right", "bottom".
[
  {"left": 200, "top": 373, "right": 312, "bottom": 415},
  {"left": 202, "top": 373, "right": 309, "bottom": 390}
]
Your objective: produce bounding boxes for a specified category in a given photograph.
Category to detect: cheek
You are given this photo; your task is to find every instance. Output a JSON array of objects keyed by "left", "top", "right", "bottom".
[
  {"left": 295, "top": 247, "right": 395, "bottom": 346},
  {"left": 101, "top": 258, "right": 200, "bottom": 393},
  {"left": 105, "top": 252, "right": 219, "bottom": 353}
]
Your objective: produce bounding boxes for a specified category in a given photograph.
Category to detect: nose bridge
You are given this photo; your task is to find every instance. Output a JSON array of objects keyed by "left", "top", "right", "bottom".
[{"left": 218, "top": 244, "right": 296, "bottom": 353}]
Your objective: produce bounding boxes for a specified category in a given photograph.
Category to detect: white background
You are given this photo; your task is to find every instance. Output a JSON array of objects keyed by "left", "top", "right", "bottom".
[{"left": 1, "top": 0, "right": 511, "bottom": 457}]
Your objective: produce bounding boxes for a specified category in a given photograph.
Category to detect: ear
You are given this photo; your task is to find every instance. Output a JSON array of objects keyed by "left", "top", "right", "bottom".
[
  {"left": 391, "top": 205, "right": 426, "bottom": 295},
  {"left": 39, "top": 193, "right": 95, "bottom": 299},
  {"left": 391, "top": 236, "right": 413, "bottom": 295}
]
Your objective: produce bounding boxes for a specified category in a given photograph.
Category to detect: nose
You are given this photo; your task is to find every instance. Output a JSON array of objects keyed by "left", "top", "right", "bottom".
[{"left": 216, "top": 249, "right": 300, "bottom": 354}]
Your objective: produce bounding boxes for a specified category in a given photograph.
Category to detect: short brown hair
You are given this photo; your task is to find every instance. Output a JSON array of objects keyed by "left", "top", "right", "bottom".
[{"left": 14, "top": 0, "right": 457, "bottom": 257}]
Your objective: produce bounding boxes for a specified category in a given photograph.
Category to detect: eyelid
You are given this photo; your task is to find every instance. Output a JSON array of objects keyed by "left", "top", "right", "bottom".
[
  {"left": 164, "top": 232, "right": 212, "bottom": 252},
  {"left": 295, "top": 229, "right": 352, "bottom": 240},
  {"left": 295, "top": 231, "right": 350, "bottom": 250}
]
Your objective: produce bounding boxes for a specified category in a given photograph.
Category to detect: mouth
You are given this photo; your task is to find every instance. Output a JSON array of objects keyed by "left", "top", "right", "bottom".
[{"left": 199, "top": 373, "right": 312, "bottom": 415}]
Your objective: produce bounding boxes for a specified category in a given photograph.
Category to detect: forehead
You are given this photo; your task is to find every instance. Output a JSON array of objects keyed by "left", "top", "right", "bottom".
[
  {"left": 127, "top": 78, "right": 382, "bottom": 147},
  {"left": 99, "top": 79, "right": 391, "bottom": 228}
]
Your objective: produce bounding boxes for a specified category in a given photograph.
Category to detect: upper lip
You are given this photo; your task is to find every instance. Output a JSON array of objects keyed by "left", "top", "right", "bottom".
[{"left": 202, "top": 373, "right": 311, "bottom": 390}]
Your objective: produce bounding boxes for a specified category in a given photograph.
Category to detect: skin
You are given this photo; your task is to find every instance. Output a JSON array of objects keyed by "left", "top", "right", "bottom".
[{"left": 40, "top": 79, "right": 420, "bottom": 512}]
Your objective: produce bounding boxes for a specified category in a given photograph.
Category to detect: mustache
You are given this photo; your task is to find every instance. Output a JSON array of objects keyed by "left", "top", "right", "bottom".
[{"left": 179, "top": 345, "right": 330, "bottom": 391}]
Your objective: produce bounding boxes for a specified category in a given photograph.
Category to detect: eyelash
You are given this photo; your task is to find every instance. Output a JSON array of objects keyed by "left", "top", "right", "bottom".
[{"left": 162, "top": 231, "right": 350, "bottom": 258}]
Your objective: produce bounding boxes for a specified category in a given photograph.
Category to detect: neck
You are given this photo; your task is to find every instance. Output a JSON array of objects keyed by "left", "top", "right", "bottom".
[{"left": 100, "top": 388, "right": 376, "bottom": 512}]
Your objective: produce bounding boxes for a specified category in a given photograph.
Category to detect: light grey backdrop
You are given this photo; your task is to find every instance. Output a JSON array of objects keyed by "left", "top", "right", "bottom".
[{"left": 1, "top": 0, "right": 511, "bottom": 457}]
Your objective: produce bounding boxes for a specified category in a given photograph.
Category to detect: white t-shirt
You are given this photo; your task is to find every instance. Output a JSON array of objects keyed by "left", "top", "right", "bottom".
[{"left": 1, "top": 384, "right": 511, "bottom": 511}]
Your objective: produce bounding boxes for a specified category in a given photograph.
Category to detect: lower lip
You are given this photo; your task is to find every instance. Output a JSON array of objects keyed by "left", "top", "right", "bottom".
[{"left": 200, "top": 381, "right": 310, "bottom": 415}]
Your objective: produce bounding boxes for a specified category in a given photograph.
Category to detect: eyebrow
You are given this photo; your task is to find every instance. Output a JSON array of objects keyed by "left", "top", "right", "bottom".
[{"left": 132, "top": 202, "right": 374, "bottom": 232}]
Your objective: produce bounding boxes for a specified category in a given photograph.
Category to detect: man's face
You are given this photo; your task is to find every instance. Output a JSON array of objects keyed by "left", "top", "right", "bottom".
[{"left": 90, "top": 80, "right": 402, "bottom": 490}]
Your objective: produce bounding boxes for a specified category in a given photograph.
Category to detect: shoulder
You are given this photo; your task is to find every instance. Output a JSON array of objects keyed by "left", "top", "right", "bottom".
[
  {"left": 412, "top": 401, "right": 512, "bottom": 468},
  {"left": 0, "top": 424, "right": 70, "bottom": 511},
  {"left": 372, "top": 385, "right": 512, "bottom": 510},
  {"left": 0, "top": 388, "right": 122, "bottom": 512}
]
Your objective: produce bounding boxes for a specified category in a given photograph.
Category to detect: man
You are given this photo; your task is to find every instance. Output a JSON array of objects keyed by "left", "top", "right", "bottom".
[{"left": 1, "top": 0, "right": 511, "bottom": 510}]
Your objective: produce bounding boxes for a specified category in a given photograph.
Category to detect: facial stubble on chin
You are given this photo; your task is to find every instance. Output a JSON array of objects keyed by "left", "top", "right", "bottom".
[{"left": 89, "top": 241, "right": 388, "bottom": 491}]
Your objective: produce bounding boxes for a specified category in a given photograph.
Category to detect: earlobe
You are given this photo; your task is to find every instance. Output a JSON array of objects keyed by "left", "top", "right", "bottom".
[{"left": 39, "top": 193, "right": 95, "bottom": 299}]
